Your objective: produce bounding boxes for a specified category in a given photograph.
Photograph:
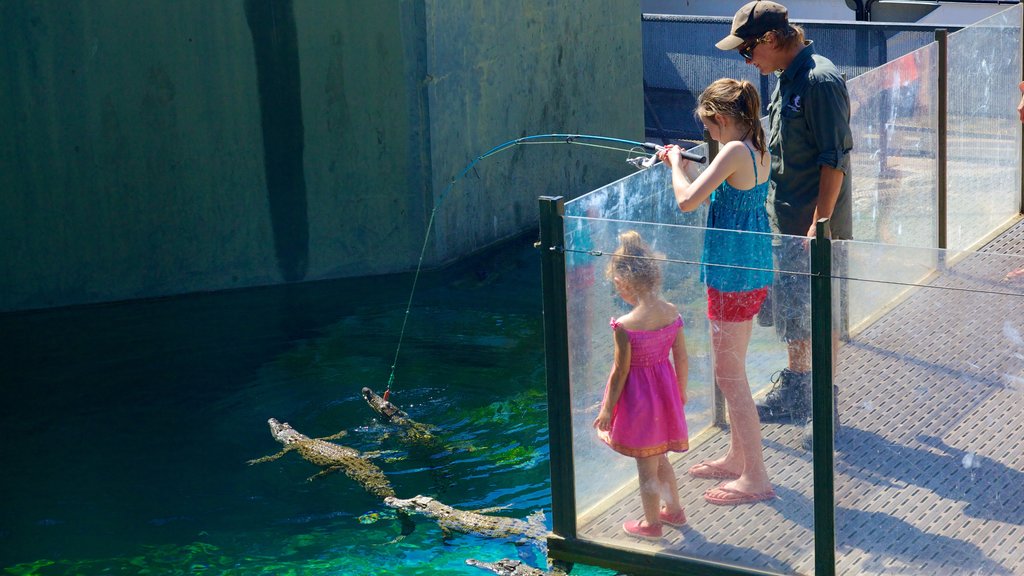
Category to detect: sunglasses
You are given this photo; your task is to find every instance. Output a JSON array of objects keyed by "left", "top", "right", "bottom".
[{"left": 738, "top": 35, "right": 767, "bottom": 62}]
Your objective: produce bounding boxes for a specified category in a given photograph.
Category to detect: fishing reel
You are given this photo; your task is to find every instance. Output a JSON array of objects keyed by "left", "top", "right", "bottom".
[
  {"left": 626, "top": 142, "right": 706, "bottom": 170},
  {"left": 626, "top": 150, "right": 662, "bottom": 170}
]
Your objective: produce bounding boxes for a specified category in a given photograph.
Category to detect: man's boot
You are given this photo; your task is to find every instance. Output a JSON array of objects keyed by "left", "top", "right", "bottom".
[{"left": 755, "top": 369, "right": 811, "bottom": 423}]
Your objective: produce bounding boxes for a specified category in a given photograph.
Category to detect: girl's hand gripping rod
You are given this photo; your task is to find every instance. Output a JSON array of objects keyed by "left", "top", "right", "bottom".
[{"left": 634, "top": 142, "right": 707, "bottom": 169}]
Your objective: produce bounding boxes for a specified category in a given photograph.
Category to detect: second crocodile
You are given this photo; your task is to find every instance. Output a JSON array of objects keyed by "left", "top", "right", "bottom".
[
  {"left": 384, "top": 494, "right": 547, "bottom": 548},
  {"left": 361, "top": 387, "right": 438, "bottom": 445},
  {"left": 465, "top": 558, "right": 568, "bottom": 576},
  {"left": 249, "top": 418, "right": 414, "bottom": 536},
  {"left": 248, "top": 418, "right": 396, "bottom": 500}
]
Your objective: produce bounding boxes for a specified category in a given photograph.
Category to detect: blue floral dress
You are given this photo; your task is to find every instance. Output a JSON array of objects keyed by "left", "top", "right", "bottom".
[{"left": 700, "top": 144, "right": 773, "bottom": 293}]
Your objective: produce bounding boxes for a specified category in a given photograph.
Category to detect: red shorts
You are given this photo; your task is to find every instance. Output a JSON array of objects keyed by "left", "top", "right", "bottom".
[{"left": 707, "top": 286, "right": 768, "bottom": 322}]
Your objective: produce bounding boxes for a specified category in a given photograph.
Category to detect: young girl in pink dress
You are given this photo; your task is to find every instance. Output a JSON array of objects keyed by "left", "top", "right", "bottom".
[{"left": 593, "top": 230, "right": 689, "bottom": 539}]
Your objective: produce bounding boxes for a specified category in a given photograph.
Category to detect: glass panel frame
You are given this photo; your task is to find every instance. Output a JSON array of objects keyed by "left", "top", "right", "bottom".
[
  {"left": 945, "top": 6, "right": 1023, "bottom": 250},
  {"left": 564, "top": 181, "right": 815, "bottom": 572},
  {"left": 551, "top": 9, "right": 1024, "bottom": 571},
  {"left": 848, "top": 45, "right": 940, "bottom": 249},
  {"left": 833, "top": 239, "right": 1024, "bottom": 575}
]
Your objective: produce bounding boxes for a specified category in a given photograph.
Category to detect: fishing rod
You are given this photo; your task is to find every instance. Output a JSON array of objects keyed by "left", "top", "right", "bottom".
[
  {"left": 382, "top": 133, "right": 707, "bottom": 400},
  {"left": 476, "top": 134, "right": 705, "bottom": 174}
]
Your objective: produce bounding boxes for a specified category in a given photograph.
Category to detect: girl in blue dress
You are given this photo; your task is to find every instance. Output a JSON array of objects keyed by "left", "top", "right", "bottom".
[{"left": 660, "top": 78, "right": 775, "bottom": 506}]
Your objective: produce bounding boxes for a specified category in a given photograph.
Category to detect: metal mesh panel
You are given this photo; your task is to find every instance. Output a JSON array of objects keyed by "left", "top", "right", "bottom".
[{"left": 643, "top": 15, "right": 962, "bottom": 142}]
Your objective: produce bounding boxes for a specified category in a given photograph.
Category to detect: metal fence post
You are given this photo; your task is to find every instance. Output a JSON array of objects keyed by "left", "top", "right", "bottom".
[
  {"left": 538, "top": 196, "right": 577, "bottom": 541},
  {"left": 936, "top": 29, "right": 948, "bottom": 250},
  {"left": 811, "top": 218, "right": 836, "bottom": 576}
]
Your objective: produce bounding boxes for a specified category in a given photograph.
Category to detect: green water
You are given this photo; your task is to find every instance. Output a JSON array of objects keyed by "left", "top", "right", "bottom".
[{"left": 0, "top": 236, "right": 615, "bottom": 576}]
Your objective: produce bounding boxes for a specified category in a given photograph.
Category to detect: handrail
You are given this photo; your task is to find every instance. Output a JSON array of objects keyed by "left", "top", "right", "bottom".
[{"left": 642, "top": 13, "right": 965, "bottom": 32}]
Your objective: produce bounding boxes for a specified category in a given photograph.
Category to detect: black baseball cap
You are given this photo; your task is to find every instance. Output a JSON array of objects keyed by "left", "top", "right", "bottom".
[{"left": 716, "top": 1, "right": 789, "bottom": 51}]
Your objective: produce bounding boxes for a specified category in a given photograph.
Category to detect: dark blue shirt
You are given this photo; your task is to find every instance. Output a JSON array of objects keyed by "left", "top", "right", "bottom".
[{"left": 767, "top": 42, "right": 854, "bottom": 239}]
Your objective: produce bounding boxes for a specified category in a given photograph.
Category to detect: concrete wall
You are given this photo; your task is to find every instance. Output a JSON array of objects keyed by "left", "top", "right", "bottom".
[
  {"left": 2, "top": 1, "right": 274, "bottom": 310},
  {"left": 0, "top": 0, "right": 641, "bottom": 312},
  {"left": 299, "top": 1, "right": 430, "bottom": 281},
  {"left": 423, "top": 1, "right": 642, "bottom": 260}
]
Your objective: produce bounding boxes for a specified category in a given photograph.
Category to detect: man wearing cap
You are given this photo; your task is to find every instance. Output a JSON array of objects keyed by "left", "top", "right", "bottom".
[{"left": 717, "top": 1, "right": 852, "bottom": 450}]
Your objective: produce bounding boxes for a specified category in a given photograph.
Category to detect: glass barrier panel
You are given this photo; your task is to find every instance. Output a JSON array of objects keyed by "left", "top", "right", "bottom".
[
  {"left": 833, "top": 240, "right": 1024, "bottom": 575},
  {"left": 946, "top": 5, "right": 1022, "bottom": 250},
  {"left": 841, "top": 238, "right": 941, "bottom": 337},
  {"left": 565, "top": 218, "right": 711, "bottom": 517},
  {"left": 848, "top": 45, "right": 939, "bottom": 248},
  {"left": 567, "top": 145, "right": 793, "bottom": 411},
  {"left": 565, "top": 206, "right": 815, "bottom": 572},
  {"left": 565, "top": 147, "right": 709, "bottom": 226}
]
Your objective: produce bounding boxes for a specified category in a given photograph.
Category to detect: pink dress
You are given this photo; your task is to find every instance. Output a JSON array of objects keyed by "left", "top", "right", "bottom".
[{"left": 600, "top": 315, "right": 689, "bottom": 458}]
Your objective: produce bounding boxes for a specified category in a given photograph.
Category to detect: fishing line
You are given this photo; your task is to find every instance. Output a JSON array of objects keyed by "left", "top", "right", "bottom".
[{"left": 383, "top": 134, "right": 706, "bottom": 399}]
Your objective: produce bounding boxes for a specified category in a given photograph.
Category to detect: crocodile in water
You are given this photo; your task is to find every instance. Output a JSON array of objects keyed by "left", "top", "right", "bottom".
[
  {"left": 384, "top": 494, "right": 547, "bottom": 549},
  {"left": 465, "top": 558, "right": 568, "bottom": 576},
  {"left": 362, "top": 387, "right": 461, "bottom": 495},
  {"left": 249, "top": 418, "right": 414, "bottom": 536},
  {"left": 361, "top": 387, "right": 438, "bottom": 445},
  {"left": 248, "top": 418, "right": 395, "bottom": 498}
]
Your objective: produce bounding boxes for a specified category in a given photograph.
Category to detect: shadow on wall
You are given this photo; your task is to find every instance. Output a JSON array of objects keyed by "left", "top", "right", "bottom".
[{"left": 244, "top": 0, "right": 309, "bottom": 282}]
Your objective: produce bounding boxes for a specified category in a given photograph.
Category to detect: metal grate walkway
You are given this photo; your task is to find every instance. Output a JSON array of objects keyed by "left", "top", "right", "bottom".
[{"left": 575, "top": 220, "right": 1024, "bottom": 575}]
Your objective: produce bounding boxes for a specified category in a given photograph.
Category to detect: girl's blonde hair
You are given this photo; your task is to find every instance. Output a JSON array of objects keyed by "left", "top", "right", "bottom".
[
  {"left": 696, "top": 78, "right": 767, "bottom": 156},
  {"left": 605, "top": 230, "right": 662, "bottom": 293}
]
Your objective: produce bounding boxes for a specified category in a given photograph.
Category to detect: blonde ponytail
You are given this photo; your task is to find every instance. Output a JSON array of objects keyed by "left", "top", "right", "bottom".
[
  {"left": 605, "top": 230, "right": 662, "bottom": 292},
  {"left": 696, "top": 78, "right": 767, "bottom": 157}
]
